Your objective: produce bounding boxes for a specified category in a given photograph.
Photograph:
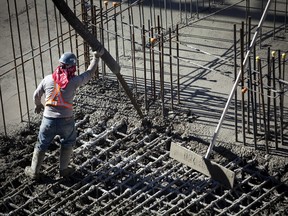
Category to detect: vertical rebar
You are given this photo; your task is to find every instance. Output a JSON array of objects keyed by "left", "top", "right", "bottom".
[
  {"left": 260, "top": 2, "right": 264, "bottom": 49},
  {"left": 248, "top": 0, "right": 250, "bottom": 16},
  {"left": 99, "top": 1, "right": 106, "bottom": 76},
  {"left": 159, "top": 0, "right": 163, "bottom": 30},
  {"left": 190, "top": 0, "right": 193, "bottom": 18},
  {"left": 257, "top": 57, "right": 262, "bottom": 130},
  {"left": 248, "top": 57, "right": 257, "bottom": 149},
  {"left": 152, "top": 0, "right": 156, "bottom": 28},
  {"left": 164, "top": 0, "right": 168, "bottom": 30},
  {"left": 59, "top": 8, "right": 64, "bottom": 53},
  {"left": 271, "top": 51, "right": 278, "bottom": 149},
  {"left": 73, "top": 0, "right": 80, "bottom": 75},
  {"left": 138, "top": 2, "right": 143, "bottom": 32},
  {"left": 277, "top": 50, "right": 281, "bottom": 127},
  {"left": 151, "top": 27, "right": 156, "bottom": 100},
  {"left": 257, "top": 57, "right": 269, "bottom": 153},
  {"left": 247, "top": 17, "right": 252, "bottom": 132},
  {"left": 245, "top": 2, "right": 247, "bottom": 51},
  {"left": 54, "top": 5, "right": 61, "bottom": 57},
  {"left": 285, "top": 0, "right": 288, "bottom": 32},
  {"left": 267, "top": 48, "right": 271, "bottom": 139},
  {"left": 113, "top": 3, "right": 119, "bottom": 63},
  {"left": 179, "top": 0, "right": 182, "bottom": 23},
  {"left": 25, "top": 0, "right": 37, "bottom": 88},
  {"left": 240, "top": 27, "right": 246, "bottom": 145},
  {"left": 274, "top": 0, "right": 277, "bottom": 39},
  {"left": 280, "top": 53, "right": 286, "bottom": 145},
  {"left": 149, "top": 1, "right": 153, "bottom": 28},
  {"left": 148, "top": 20, "right": 153, "bottom": 97},
  {"left": 68, "top": 0, "right": 74, "bottom": 52},
  {"left": 34, "top": 0, "right": 45, "bottom": 79},
  {"left": 129, "top": 4, "right": 135, "bottom": 36},
  {"left": 91, "top": 3, "right": 97, "bottom": 37},
  {"left": 253, "top": 42, "right": 258, "bottom": 133},
  {"left": 91, "top": 4, "right": 99, "bottom": 78},
  {"left": 233, "top": 24, "right": 238, "bottom": 142},
  {"left": 104, "top": 1, "right": 110, "bottom": 52},
  {"left": 169, "top": 28, "right": 174, "bottom": 109},
  {"left": 132, "top": 33, "right": 137, "bottom": 94},
  {"left": 142, "top": 25, "right": 147, "bottom": 110},
  {"left": 45, "top": 0, "right": 54, "bottom": 71},
  {"left": 14, "top": 0, "right": 30, "bottom": 125},
  {"left": 129, "top": 4, "right": 136, "bottom": 93},
  {"left": 120, "top": 2, "right": 125, "bottom": 56},
  {"left": 82, "top": 0, "right": 90, "bottom": 69},
  {"left": 161, "top": 32, "right": 165, "bottom": 117},
  {"left": 185, "top": 0, "right": 188, "bottom": 24},
  {"left": 169, "top": 0, "right": 174, "bottom": 29},
  {"left": 158, "top": 16, "right": 162, "bottom": 97},
  {"left": 196, "top": 0, "right": 199, "bottom": 19},
  {"left": 0, "top": 84, "right": 7, "bottom": 136},
  {"left": 140, "top": 2, "right": 145, "bottom": 29},
  {"left": 245, "top": 0, "right": 250, "bottom": 50}
]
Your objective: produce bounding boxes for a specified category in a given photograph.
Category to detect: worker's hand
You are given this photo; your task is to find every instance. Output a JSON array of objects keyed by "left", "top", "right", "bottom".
[
  {"left": 34, "top": 104, "right": 44, "bottom": 114},
  {"left": 92, "top": 47, "right": 105, "bottom": 58}
]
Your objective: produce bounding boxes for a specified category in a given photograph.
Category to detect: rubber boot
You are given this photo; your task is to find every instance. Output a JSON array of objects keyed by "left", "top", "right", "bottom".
[
  {"left": 25, "top": 148, "right": 45, "bottom": 180},
  {"left": 59, "top": 146, "right": 75, "bottom": 177}
]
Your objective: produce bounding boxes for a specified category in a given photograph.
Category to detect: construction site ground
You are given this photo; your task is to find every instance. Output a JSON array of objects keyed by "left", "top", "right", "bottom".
[{"left": 0, "top": 0, "right": 288, "bottom": 215}]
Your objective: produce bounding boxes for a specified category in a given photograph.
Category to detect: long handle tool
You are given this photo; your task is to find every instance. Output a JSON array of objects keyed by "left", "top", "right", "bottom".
[{"left": 171, "top": 0, "right": 272, "bottom": 189}]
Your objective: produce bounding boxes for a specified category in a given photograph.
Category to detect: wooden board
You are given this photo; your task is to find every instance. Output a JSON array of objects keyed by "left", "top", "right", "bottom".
[{"left": 170, "top": 142, "right": 235, "bottom": 188}]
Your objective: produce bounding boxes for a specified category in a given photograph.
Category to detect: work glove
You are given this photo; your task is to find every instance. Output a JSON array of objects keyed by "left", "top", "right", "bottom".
[
  {"left": 34, "top": 104, "right": 44, "bottom": 114},
  {"left": 92, "top": 47, "right": 105, "bottom": 58}
]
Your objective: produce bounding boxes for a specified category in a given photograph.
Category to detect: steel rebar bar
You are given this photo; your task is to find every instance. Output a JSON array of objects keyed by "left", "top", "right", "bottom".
[{"left": 271, "top": 51, "right": 278, "bottom": 149}]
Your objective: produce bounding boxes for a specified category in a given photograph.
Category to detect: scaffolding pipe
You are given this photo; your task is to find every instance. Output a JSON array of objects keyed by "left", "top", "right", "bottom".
[{"left": 205, "top": 0, "right": 272, "bottom": 159}]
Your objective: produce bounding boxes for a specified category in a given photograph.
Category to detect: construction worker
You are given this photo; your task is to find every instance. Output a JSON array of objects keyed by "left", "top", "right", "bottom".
[{"left": 25, "top": 48, "right": 104, "bottom": 180}]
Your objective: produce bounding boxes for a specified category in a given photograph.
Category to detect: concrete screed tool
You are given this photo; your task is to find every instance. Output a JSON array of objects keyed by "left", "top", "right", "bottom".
[
  {"left": 170, "top": 0, "right": 272, "bottom": 188},
  {"left": 52, "top": 0, "right": 143, "bottom": 119}
]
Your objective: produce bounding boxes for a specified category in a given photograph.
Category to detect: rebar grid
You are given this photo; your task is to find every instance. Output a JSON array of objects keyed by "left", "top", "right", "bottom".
[{"left": 0, "top": 116, "right": 287, "bottom": 215}]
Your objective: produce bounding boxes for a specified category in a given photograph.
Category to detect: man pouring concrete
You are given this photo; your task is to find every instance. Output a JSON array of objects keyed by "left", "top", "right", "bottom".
[{"left": 25, "top": 48, "right": 104, "bottom": 179}]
